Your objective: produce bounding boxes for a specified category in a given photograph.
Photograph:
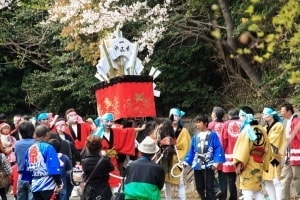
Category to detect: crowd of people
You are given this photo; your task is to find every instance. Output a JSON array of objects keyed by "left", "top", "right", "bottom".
[{"left": 0, "top": 103, "right": 299, "bottom": 200}]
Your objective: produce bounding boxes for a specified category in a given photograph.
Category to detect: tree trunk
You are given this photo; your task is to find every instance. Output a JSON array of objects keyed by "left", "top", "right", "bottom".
[{"left": 218, "top": 0, "right": 262, "bottom": 85}]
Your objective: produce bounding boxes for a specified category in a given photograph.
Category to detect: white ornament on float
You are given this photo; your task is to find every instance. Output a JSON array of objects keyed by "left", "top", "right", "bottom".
[{"left": 94, "top": 29, "right": 160, "bottom": 96}]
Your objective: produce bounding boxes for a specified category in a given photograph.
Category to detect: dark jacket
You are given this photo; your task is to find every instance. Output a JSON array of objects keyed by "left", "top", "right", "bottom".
[
  {"left": 124, "top": 156, "right": 165, "bottom": 200},
  {"left": 50, "top": 133, "right": 81, "bottom": 166},
  {"left": 60, "top": 139, "right": 80, "bottom": 166},
  {"left": 81, "top": 154, "right": 114, "bottom": 200}
]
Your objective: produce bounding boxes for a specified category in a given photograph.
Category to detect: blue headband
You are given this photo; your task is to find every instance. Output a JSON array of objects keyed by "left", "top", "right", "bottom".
[
  {"left": 239, "top": 110, "right": 257, "bottom": 141},
  {"left": 93, "top": 113, "right": 114, "bottom": 138},
  {"left": 239, "top": 110, "right": 254, "bottom": 123},
  {"left": 94, "top": 117, "right": 101, "bottom": 127},
  {"left": 263, "top": 107, "right": 282, "bottom": 122},
  {"left": 169, "top": 108, "right": 185, "bottom": 117},
  {"left": 37, "top": 112, "right": 48, "bottom": 121},
  {"left": 101, "top": 113, "right": 114, "bottom": 121},
  {"left": 263, "top": 107, "right": 277, "bottom": 116}
]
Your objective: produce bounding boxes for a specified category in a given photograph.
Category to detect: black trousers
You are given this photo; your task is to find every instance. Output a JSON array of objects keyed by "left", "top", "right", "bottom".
[
  {"left": 0, "top": 187, "right": 7, "bottom": 200},
  {"left": 225, "top": 172, "right": 237, "bottom": 200},
  {"left": 194, "top": 169, "right": 215, "bottom": 200},
  {"left": 32, "top": 189, "right": 54, "bottom": 200}
]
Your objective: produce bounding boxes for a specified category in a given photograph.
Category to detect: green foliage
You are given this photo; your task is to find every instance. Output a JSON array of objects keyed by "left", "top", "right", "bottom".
[
  {"left": 219, "top": 0, "right": 299, "bottom": 109},
  {"left": 261, "top": 68, "right": 293, "bottom": 101},
  {"left": 148, "top": 39, "right": 221, "bottom": 116},
  {"left": 0, "top": 0, "right": 299, "bottom": 119},
  {"left": 273, "top": 0, "right": 300, "bottom": 86},
  {"left": 0, "top": 0, "right": 98, "bottom": 118},
  {"left": 0, "top": 66, "right": 28, "bottom": 114},
  {"left": 237, "top": 0, "right": 299, "bottom": 70},
  {"left": 0, "top": 0, "right": 54, "bottom": 115},
  {"left": 0, "top": 1, "right": 63, "bottom": 70},
  {"left": 22, "top": 51, "right": 97, "bottom": 116}
]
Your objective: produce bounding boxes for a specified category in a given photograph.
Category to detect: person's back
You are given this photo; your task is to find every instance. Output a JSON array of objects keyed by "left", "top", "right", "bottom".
[
  {"left": 208, "top": 106, "right": 226, "bottom": 137},
  {"left": 81, "top": 135, "right": 113, "bottom": 200},
  {"left": 124, "top": 136, "right": 165, "bottom": 200},
  {"left": 15, "top": 122, "right": 35, "bottom": 172},
  {"left": 27, "top": 142, "right": 60, "bottom": 192},
  {"left": 23, "top": 125, "right": 62, "bottom": 200},
  {"left": 208, "top": 107, "right": 226, "bottom": 199},
  {"left": 50, "top": 128, "right": 81, "bottom": 199},
  {"left": 0, "top": 151, "right": 11, "bottom": 200},
  {"left": 15, "top": 121, "right": 35, "bottom": 200},
  {"left": 81, "top": 154, "right": 113, "bottom": 183},
  {"left": 219, "top": 108, "right": 241, "bottom": 200},
  {"left": 125, "top": 158, "right": 165, "bottom": 200},
  {"left": 50, "top": 132, "right": 80, "bottom": 167},
  {"left": 234, "top": 124, "right": 271, "bottom": 189},
  {"left": 221, "top": 108, "right": 241, "bottom": 173}
]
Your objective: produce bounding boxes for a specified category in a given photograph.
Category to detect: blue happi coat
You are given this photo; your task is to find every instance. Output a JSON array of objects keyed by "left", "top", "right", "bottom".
[
  {"left": 184, "top": 131, "right": 225, "bottom": 170},
  {"left": 22, "top": 141, "right": 61, "bottom": 192}
]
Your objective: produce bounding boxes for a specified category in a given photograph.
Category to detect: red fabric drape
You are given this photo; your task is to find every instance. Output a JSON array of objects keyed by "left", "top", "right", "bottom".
[
  {"left": 95, "top": 76, "right": 156, "bottom": 120},
  {"left": 113, "top": 128, "right": 136, "bottom": 156}
]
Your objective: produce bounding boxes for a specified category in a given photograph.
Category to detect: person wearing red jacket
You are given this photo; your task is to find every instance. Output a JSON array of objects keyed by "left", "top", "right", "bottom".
[
  {"left": 64, "top": 108, "right": 92, "bottom": 152},
  {"left": 208, "top": 106, "right": 226, "bottom": 199},
  {"left": 280, "top": 103, "right": 299, "bottom": 200},
  {"left": 93, "top": 113, "right": 145, "bottom": 193},
  {"left": 287, "top": 111, "right": 300, "bottom": 199},
  {"left": 64, "top": 108, "right": 93, "bottom": 197},
  {"left": 220, "top": 108, "right": 241, "bottom": 200}
]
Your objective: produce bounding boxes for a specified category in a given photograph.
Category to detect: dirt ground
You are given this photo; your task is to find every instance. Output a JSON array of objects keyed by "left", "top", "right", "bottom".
[
  {"left": 37, "top": 166, "right": 296, "bottom": 200},
  {"left": 160, "top": 180, "right": 298, "bottom": 200},
  {"left": 160, "top": 166, "right": 298, "bottom": 200}
]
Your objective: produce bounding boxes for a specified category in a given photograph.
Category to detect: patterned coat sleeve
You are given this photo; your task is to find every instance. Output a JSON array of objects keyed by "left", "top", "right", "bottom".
[{"left": 1, "top": 153, "right": 11, "bottom": 175}]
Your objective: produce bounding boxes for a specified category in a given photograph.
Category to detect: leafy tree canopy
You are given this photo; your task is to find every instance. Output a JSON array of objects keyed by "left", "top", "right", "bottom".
[{"left": 0, "top": 0, "right": 299, "bottom": 119}]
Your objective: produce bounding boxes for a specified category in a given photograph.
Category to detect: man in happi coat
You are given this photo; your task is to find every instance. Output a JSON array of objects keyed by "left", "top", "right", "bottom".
[
  {"left": 220, "top": 108, "right": 241, "bottom": 200},
  {"left": 233, "top": 106, "right": 271, "bottom": 200},
  {"left": 93, "top": 113, "right": 145, "bottom": 193},
  {"left": 64, "top": 108, "right": 93, "bottom": 152}
]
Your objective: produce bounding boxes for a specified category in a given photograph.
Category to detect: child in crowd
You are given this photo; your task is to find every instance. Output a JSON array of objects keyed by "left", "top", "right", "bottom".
[
  {"left": 184, "top": 114, "right": 225, "bottom": 200},
  {"left": 0, "top": 123, "right": 17, "bottom": 198}
]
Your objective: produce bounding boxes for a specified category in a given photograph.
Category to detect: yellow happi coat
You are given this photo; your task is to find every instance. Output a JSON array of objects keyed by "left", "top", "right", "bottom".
[
  {"left": 165, "top": 127, "right": 191, "bottom": 185},
  {"left": 233, "top": 125, "right": 271, "bottom": 191},
  {"left": 263, "top": 122, "right": 286, "bottom": 180}
]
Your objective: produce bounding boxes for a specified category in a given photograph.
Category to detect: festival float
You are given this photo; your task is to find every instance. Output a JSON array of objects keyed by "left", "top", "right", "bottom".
[{"left": 93, "top": 30, "right": 161, "bottom": 120}]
